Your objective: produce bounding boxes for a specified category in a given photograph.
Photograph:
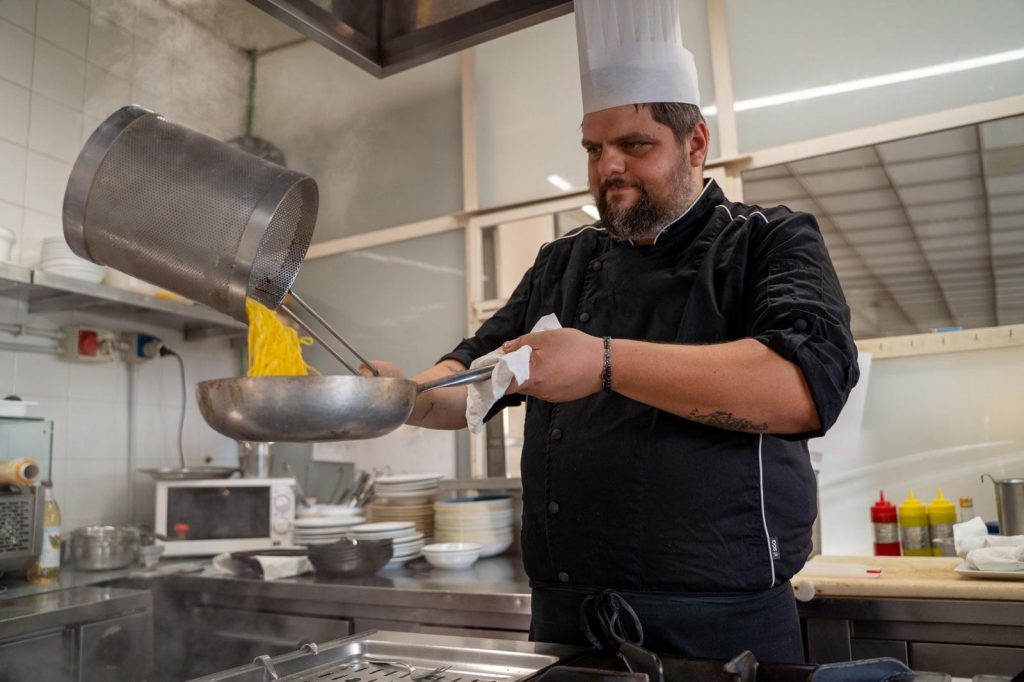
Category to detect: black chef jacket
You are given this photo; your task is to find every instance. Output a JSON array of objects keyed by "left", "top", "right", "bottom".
[{"left": 441, "top": 179, "right": 859, "bottom": 594}]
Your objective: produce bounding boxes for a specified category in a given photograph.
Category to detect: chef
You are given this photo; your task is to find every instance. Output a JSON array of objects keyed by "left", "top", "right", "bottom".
[{"left": 365, "top": 0, "right": 859, "bottom": 663}]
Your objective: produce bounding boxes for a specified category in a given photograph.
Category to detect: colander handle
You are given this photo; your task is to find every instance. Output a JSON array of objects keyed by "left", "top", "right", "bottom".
[{"left": 280, "top": 291, "right": 379, "bottom": 376}]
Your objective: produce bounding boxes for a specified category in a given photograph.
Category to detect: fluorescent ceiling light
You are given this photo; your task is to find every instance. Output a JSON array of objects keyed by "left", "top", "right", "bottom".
[
  {"left": 581, "top": 204, "right": 600, "bottom": 220},
  {"left": 547, "top": 174, "right": 573, "bottom": 191},
  {"left": 734, "top": 48, "right": 1024, "bottom": 113}
]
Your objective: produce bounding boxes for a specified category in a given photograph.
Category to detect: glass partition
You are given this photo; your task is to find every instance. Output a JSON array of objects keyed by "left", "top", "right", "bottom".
[
  {"left": 741, "top": 113, "right": 1024, "bottom": 339},
  {"left": 724, "top": 0, "right": 1024, "bottom": 151}
]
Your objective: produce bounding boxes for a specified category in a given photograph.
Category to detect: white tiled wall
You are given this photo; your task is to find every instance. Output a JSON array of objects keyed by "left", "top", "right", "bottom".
[
  {"left": 0, "top": 0, "right": 248, "bottom": 266},
  {"left": 0, "top": 297, "right": 239, "bottom": 532},
  {"left": 0, "top": 0, "right": 248, "bottom": 532}
]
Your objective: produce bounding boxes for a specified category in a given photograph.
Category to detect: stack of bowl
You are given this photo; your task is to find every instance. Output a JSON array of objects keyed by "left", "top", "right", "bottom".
[
  {"left": 39, "top": 237, "right": 106, "bottom": 282},
  {"left": 433, "top": 495, "right": 514, "bottom": 557},
  {"left": 292, "top": 514, "right": 365, "bottom": 546},
  {"left": 347, "top": 521, "right": 424, "bottom": 568},
  {"left": 306, "top": 537, "right": 393, "bottom": 577},
  {"left": 367, "top": 473, "right": 443, "bottom": 539}
]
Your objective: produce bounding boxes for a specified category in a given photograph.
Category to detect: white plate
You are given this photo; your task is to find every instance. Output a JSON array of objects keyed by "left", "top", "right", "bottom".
[
  {"left": 294, "top": 516, "right": 365, "bottom": 529},
  {"left": 349, "top": 521, "right": 416, "bottom": 534},
  {"left": 376, "top": 473, "right": 444, "bottom": 486},
  {"left": 954, "top": 563, "right": 1024, "bottom": 580}
]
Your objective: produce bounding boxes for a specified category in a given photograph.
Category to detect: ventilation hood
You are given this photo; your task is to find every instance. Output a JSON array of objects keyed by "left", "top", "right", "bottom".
[{"left": 247, "top": 0, "right": 573, "bottom": 76}]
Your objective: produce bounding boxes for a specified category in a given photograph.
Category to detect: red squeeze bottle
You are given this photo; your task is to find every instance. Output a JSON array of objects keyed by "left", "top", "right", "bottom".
[{"left": 872, "top": 491, "right": 900, "bottom": 556}]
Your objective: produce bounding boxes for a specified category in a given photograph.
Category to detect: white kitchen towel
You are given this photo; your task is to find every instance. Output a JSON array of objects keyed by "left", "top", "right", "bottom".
[
  {"left": 466, "top": 313, "right": 562, "bottom": 434},
  {"left": 953, "top": 516, "right": 989, "bottom": 556},
  {"left": 958, "top": 532, "right": 1024, "bottom": 556},
  {"left": 211, "top": 552, "right": 313, "bottom": 580},
  {"left": 965, "top": 544, "right": 1024, "bottom": 572}
]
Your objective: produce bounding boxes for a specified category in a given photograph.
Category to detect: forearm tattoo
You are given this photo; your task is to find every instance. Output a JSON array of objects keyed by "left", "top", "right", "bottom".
[
  {"left": 687, "top": 409, "right": 768, "bottom": 433},
  {"left": 419, "top": 402, "right": 436, "bottom": 420}
]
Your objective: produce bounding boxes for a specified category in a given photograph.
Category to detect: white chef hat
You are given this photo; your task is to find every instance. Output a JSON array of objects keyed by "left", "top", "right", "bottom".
[{"left": 574, "top": 0, "right": 700, "bottom": 115}]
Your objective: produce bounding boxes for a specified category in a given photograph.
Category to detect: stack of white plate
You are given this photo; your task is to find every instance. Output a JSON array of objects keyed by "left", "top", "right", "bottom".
[
  {"left": 433, "top": 496, "right": 514, "bottom": 557},
  {"left": 369, "top": 473, "right": 445, "bottom": 539},
  {"left": 39, "top": 237, "right": 106, "bottom": 283},
  {"left": 296, "top": 504, "right": 365, "bottom": 520},
  {"left": 347, "top": 521, "right": 424, "bottom": 568},
  {"left": 373, "top": 473, "right": 444, "bottom": 505},
  {"left": 292, "top": 515, "right": 365, "bottom": 546}
]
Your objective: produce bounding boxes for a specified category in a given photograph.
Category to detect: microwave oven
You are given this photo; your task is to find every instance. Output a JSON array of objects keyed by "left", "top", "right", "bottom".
[{"left": 155, "top": 478, "right": 295, "bottom": 556}]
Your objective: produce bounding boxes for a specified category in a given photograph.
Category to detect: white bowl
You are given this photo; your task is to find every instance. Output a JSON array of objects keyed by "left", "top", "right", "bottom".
[{"left": 422, "top": 542, "right": 482, "bottom": 569}]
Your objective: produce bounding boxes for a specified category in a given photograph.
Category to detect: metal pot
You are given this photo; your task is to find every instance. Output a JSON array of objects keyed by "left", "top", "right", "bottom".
[
  {"left": 238, "top": 441, "right": 273, "bottom": 478},
  {"left": 981, "top": 474, "right": 1024, "bottom": 536},
  {"left": 70, "top": 526, "right": 140, "bottom": 571}
]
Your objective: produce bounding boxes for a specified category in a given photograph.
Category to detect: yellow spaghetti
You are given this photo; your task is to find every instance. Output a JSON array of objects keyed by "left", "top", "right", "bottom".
[{"left": 246, "top": 298, "right": 319, "bottom": 377}]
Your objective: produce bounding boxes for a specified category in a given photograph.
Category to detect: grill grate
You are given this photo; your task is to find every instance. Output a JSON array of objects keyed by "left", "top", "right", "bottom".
[
  {"left": 0, "top": 497, "right": 33, "bottom": 553},
  {"left": 282, "top": 658, "right": 506, "bottom": 682}
]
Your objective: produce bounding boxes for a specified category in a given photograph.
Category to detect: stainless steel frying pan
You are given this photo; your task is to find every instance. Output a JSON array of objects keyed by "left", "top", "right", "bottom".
[{"left": 196, "top": 365, "right": 495, "bottom": 442}]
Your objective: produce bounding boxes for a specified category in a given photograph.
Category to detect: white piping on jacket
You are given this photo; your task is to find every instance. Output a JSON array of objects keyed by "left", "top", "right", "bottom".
[
  {"left": 650, "top": 178, "right": 717, "bottom": 245},
  {"left": 540, "top": 224, "right": 607, "bottom": 249},
  {"left": 716, "top": 204, "right": 769, "bottom": 224},
  {"left": 758, "top": 433, "right": 777, "bottom": 589}
]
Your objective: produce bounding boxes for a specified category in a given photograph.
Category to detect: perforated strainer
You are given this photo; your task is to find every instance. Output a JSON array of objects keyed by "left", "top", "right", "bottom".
[{"left": 63, "top": 105, "right": 316, "bottom": 323}]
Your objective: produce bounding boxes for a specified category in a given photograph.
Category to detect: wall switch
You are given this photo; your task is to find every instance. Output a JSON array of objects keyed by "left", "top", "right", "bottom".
[{"left": 59, "top": 326, "right": 118, "bottom": 363}]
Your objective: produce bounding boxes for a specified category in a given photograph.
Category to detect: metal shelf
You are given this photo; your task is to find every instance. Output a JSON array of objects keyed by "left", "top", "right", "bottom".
[{"left": 0, "top": 262, "right": 245, "bottom": 340}]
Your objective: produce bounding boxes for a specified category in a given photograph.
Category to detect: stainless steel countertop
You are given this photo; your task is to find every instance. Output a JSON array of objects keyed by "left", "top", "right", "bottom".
[
  {"left": 161, "top": 556, "right": 533, "bottom": 614},
  {"left": 0, "top": 585, "right": 152, "bottom": 640}
]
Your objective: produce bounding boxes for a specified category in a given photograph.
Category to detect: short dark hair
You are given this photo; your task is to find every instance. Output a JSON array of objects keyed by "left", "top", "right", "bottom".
[{"left": 638, "top": 102, "right": 705, "bottom": 145}]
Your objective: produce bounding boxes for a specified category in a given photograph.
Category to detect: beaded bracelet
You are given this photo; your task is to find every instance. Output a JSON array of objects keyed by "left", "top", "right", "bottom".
[{"left": 601, "top": 336, "right": 612, "bottom": 393}]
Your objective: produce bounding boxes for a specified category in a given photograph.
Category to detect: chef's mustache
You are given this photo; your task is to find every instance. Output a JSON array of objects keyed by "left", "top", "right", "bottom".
[{"left": 599, "top": 176, "right": 642, "bottom": 195}]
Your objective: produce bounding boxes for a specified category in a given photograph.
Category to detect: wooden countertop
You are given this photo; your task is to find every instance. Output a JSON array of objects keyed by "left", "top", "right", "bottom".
[{"left": 792, "top": 555, "right": 1024, "bottom": 602}]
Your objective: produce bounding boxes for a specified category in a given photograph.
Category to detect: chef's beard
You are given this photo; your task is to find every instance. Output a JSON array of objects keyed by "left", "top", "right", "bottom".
[{"left": 596, "top": 164, "right": 699, "bottom": 242}]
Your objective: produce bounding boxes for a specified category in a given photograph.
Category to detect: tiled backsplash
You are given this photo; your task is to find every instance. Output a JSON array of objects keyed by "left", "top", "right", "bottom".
[
  {"left": 0, "top": 0, "right": 249, "bottom": 531},
  {"left": 0, "top": 296, "right": 239, "bottom": 532},
  {"left": 0, "top": 0, "right": 248, "bottom": 266}
]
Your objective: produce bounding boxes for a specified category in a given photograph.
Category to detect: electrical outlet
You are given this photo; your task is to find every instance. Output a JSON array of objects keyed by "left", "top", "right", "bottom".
[
  {"left": 122, "top": 333, "right": 165, "bottom": 362},
  {"left": 59, "top": 326, "right": 118, "bottom": 363}
]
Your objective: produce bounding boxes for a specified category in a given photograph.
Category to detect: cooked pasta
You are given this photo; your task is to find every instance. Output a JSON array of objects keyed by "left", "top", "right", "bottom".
[{"left": 246, "top": 298, "right": 319, "bottom": 377}]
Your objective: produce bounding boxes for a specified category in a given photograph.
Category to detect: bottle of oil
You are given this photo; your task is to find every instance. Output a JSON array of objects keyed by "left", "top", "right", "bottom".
[{"left": 27, "top": 481, "right": 62, "bottom": 585}]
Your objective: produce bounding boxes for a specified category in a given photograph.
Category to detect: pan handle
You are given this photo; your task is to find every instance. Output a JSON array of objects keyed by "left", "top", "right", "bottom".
[{"left": 417, "top": 364, "right": 497, "bottom": 393}]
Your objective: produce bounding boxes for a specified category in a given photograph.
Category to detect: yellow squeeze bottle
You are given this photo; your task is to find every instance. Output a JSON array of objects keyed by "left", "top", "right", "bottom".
[
  {"left": 927, "top": 488, "right": 956, "bottom": 556},
  {"left": 898, "top": 490, "right": 931, "bottom": 557}
]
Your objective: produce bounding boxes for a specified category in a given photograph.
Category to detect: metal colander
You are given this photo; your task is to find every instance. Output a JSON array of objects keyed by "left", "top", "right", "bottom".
[{"left": 63, "top": 105, "right": 317, "bottom": 322}]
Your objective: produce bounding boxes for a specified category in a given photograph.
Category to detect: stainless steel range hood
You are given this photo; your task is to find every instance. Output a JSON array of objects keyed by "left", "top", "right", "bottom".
[{"left": 247, "top": 0, "right": 573, "bottom": 77}]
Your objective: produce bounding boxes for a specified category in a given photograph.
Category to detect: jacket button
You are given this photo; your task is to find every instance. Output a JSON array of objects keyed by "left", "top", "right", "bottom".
[
  {"left": 558, "top": 571, "right": 570, "bottom": 583},
  {"left": 550, "top": 428, "right": 562, "bottom": 441},
  {"left": 578, "top": 312, "right": 591, "bottom": 323},
  {"left": 793, "top": 318, "right": 808, "bottom": 332},
  {"left": 548, "top": 501, "right": 560, "bottom": 514},
  {"left": 590, "top": 260, "right": 603, "bottom": 272}
]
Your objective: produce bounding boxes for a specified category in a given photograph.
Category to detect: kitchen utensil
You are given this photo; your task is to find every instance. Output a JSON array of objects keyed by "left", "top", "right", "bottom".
[
  {"left": 981, "top": 474, "right": 1024, "bottom": 536},
  {"left": 306, "top": 537, "right": 393, "bottom": 576},
  {"left": 70, "top": 525, "right": 140, "bottom": 570},
  {"left": 64, "top": 108, "right": 379, "bottom": 379},
  {"left": 285, "top": 462, "right": 310, "bottom": 507},
  {"left": 64, "top": 105, "right": 316, "bottom": 323},
  {"left": 196, "top": 365, "right": 494, "bottom": 443},
  {"left": 137, "top": 543, "right": 165, "bottom": 569},
  {"left": 238, "top": 441, "right": 273, "bottom": 478},
  {"left": 139, "top": 466, "right": 239, "bottom": 481}
]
